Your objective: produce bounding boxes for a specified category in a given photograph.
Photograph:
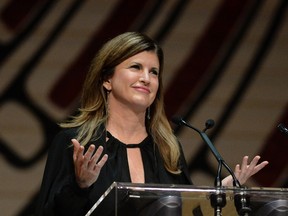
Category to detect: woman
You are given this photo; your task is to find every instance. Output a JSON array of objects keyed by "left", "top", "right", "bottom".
[{"left": 36, "top": 32, "right": 268, "bottom": 216}]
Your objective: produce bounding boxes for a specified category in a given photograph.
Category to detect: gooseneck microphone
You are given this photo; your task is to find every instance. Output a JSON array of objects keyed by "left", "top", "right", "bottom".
[
  {"left": 171, "top": 116, "right": 241, "bottom": 187},
  {"left": 172, "top": 117, "right": 251, "bottom": 216},
  {"left": 278, "top": 123, "right": 288, "bottom": 136}
]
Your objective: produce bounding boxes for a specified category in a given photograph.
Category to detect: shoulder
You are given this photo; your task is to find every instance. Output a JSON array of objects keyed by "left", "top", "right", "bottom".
[
  {"left": 48, "top": 127, "right": 79, "bottom": 152},
  {"left": 55, "top": 127, "right": 80, "bottom": 140},
  {"left": 55, "top": 127, "right": 79, "bottom": 140}
]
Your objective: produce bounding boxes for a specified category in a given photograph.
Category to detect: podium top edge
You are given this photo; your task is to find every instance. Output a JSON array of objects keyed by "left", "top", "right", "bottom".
[{"left": 111, "top": 182, "right": 288, "bottom": 194}]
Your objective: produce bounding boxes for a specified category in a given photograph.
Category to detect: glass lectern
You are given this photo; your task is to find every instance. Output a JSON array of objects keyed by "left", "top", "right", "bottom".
[{"left": 86, "top": 182, "right": 288, "bottom": 216}]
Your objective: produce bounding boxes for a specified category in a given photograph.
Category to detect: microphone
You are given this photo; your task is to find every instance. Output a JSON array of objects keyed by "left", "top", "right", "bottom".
[
  {"left": 171, "top": 116, "right": 241, "bottom": 187},
  {"left": 172, "top": 117, "right": 252, "bottom": 215},
  {"left": 203, "top": 119, "right": 215, "bottom": 132},
  {"left": 278, "top": 123, "right": 288, "bottom": 136}
]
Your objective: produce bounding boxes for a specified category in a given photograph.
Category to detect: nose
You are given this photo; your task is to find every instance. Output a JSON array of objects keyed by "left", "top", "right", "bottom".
[{"left": 139, "top": 70, "right": 150, "bottom": 84}]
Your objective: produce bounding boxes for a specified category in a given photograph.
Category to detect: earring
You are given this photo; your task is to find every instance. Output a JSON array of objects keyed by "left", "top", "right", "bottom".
[{"left": 146, "top": 107, "right": 151, "bottom": 120}]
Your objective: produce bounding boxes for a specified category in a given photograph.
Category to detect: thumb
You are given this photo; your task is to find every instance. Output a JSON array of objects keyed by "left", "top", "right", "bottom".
[{"left": 72, "top": 139, "right": 81, "bottom": 161}]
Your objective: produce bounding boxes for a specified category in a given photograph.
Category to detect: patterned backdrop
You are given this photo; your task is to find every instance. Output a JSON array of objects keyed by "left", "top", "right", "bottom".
[{"left": 0, "top": 1, "right": 287, "bottom": 215}]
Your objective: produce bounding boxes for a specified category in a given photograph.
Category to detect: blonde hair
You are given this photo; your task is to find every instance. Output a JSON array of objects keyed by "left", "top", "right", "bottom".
[{"left": 61, "top": 32, "right": 181, "bottom": 173}]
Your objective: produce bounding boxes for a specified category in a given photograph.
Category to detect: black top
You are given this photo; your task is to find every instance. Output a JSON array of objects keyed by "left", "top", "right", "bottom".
[{"left": 35, "top": 127, "right": 192, "bottom": 216}]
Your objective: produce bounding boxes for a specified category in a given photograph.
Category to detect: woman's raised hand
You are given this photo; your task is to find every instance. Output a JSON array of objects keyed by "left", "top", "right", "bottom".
[
  {"left": 222, "top": 155, "right": 269, "bottom": 187},
  {"left": 72, "top": 139, "right": 108, "bottom": 188}
]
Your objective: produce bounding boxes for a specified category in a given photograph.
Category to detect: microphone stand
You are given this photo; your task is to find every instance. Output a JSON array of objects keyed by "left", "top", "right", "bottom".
[{"left": 172, "top": 117, "right": 251, "bottom": 216}]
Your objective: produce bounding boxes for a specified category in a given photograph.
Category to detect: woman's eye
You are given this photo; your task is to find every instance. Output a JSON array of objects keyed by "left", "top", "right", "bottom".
[
  {"left": 150, "top": 70, "right": 159, "bottom": 76},
  {"left": 130, "top": 64, "right": 140, "bottom": 70}
]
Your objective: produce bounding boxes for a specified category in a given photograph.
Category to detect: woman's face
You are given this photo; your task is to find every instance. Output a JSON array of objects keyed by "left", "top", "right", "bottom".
[{"left": 103, "top": 51, "right": 160, "bottom": 112}]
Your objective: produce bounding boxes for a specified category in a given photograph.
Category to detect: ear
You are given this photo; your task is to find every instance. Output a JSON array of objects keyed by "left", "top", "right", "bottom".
[{"left": 103, "top": 79, "right": 112, "bottom": 91}]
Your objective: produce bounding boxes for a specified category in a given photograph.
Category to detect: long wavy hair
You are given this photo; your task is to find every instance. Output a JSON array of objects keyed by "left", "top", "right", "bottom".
[{"left": 61, "top": 32, "right": 181, "bottom": 173}]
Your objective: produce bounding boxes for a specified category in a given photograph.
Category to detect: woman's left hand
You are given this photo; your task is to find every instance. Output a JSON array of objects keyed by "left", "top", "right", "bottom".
[{"left": 222, "top": 155, "right": 269, "bottom": 187}]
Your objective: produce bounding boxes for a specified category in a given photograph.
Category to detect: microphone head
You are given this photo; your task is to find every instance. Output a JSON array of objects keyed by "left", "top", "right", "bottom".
[
  {"left": 171, "top": 116, "right": 201, "bottom": 133},
  {"left": 171, "top": 116, "right": 184, "bottom": 126},
  {"left": 205, "top": 119, "right": 215, "bottom": 129},
  {"left": 278, "top": 123, "right": 288, "bottom": 135}
]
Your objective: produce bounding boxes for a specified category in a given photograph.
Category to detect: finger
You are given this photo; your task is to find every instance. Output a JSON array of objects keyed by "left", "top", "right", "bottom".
[
  {"left": 241, "top": 156, "right": 249, "bottom": 171},
  {"left": 72, "top": 139, "right": 79, "bottom": 161},
  {"left": 249, "top": 155, "right": 261, "bottom": 168},
  {"left": 235, "top": 164, "right": 241, "bottom": 172},
  {"left": 245, "top": 156, "right": 261, "bottom": 175},
  {"left": 234, "top": 164, "right": 241, "bottom": 173},
  {"left": 83, "top": 144, "right": 96, "bottom": 167},
  {"left": 234, "top": 164, "right": 241, "bottom": 177},
  {"left": 72, "top": 139, "right": 83, "bottom": 162},
  {"left": 251, "top": 161, "right": 269, "bottom": 175},
  {"left": 94, "top": 154, "right": 108, "bottom": 171},
  {"left": 89, "top": 146, "right": 104, "bottom": 167},
  {"left": 238, "top": 156, "right": 251, "bottom": 183}
]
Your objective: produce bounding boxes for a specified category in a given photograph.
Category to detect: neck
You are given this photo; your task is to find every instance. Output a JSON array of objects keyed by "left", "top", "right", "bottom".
[{"left": 106, "top": 108, "right": 148, "bottom": 144}]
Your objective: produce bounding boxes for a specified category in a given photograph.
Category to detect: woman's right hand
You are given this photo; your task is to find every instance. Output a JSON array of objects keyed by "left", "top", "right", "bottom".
[{"left": 72, "top": 139, "right": 108, "bottom": 188}]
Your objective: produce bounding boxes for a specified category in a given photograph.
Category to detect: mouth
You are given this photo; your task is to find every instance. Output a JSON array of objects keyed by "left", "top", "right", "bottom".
[{"left": 133, "top": 86, "right": 151, "bottom": 94}]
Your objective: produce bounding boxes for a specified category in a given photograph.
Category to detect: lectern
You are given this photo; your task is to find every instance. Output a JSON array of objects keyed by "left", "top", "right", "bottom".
[{"left": 86, "top": 182, "right": 288, "bottom": 216}]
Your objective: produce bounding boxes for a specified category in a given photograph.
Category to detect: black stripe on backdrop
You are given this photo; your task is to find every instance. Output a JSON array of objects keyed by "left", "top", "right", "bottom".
[
  {"left": 154, "top": 0, "right": 190, "bottom": 42},
  {"left": 0, "top": 0, "right": 56, "bottom": 64},
  {"left": 187, "top": 0, "right": 288, "bottom": 186},
  {"left": 163, "top": 0, "right": 253, "bottom": 118},
  {"left": 176, "top": 0, "right": 264, "bottom": 132}
]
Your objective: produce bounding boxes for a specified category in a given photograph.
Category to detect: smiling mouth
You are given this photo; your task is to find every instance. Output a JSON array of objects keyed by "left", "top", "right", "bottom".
[{"left": 134, "top": 86, "right": 150, "bottom": 94}]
